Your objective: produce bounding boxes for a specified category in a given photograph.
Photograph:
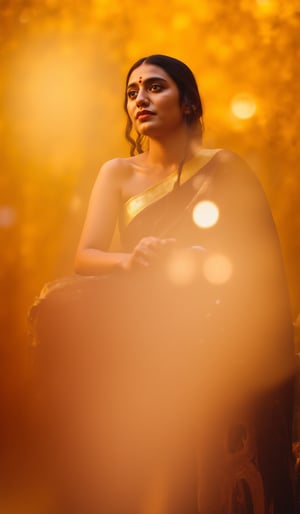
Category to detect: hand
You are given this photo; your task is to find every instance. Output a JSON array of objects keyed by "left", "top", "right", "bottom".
[{"left": 123, "top": 236, "right": 176, "bottom": 271}]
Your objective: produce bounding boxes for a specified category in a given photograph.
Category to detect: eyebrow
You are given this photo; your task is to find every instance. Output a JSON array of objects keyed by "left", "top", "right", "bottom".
[{"left": 127, "top": 77, "right": 168, "bottom": 89}]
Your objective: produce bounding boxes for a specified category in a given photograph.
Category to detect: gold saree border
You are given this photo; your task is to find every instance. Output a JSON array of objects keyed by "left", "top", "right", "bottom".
[{"left": 122, "top": 148, "right": 221, "bottom": 227}]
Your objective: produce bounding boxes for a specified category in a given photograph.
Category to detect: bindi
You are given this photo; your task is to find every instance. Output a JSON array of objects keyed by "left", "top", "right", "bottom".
[{"left": 138, "top": 76, "right": 143, "bottom": 84}]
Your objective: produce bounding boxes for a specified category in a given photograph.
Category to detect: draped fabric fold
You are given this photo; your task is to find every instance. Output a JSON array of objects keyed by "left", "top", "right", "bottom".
[{"left": 121, "top": 148, "right": 221, "bottom": 229}]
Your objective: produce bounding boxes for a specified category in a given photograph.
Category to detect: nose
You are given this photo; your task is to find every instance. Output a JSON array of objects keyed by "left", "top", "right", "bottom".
[{"left": 136, "top": 88, "right": 149, "bottom": 107}]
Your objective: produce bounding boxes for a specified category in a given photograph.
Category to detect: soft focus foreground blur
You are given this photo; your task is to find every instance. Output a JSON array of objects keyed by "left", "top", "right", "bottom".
[{"left": 1, "top": 1, "right": 300, "bottom": 513}]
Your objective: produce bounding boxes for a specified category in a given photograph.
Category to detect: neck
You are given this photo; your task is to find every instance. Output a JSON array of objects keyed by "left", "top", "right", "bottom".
[{"left": 144, "top": 126, "right": 201, "bottom": 172}]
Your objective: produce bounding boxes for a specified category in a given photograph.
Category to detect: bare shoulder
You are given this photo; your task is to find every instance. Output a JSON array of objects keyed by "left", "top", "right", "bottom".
[
  {"left": 97, "top": 156, "right": 131, "bottom": 177},
  {"left": 97, "top": 155, "right": 140, "bottom": 181},
  {"left": 91, "top": 156, "right": 134, "bottom": 194}
]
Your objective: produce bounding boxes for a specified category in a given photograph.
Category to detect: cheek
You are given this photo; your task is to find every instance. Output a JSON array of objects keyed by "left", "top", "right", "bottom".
[
  {"left": 162, "top": 100, "right": 184, "bottom": 122},
  {"left": 126, "top": 104, "right": 135, "bottom": 123},
  {"left": 159, "top": 93, "right": 182, "bottom": 113},
  {"left": 126, "top": 101, "right": 132, "bottom": 114}
]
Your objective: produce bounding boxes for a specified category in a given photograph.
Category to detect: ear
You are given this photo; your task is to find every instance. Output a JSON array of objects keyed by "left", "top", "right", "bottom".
[
  {"left": 183, "top": 103, "right": 196, "bottom": 114},
  {"left": 183, "top": 105, "right": 191, "bottom": 114}
]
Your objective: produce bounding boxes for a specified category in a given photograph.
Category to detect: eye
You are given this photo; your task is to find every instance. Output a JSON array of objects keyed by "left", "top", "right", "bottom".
[
  {"left": 127, "top": 89, "right": 138, "bottom": 100},
  {"left": 149, "top": 83, "right": 163, "bottom": 92}
]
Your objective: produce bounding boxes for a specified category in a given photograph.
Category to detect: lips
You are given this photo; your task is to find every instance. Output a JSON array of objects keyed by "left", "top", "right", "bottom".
[{"left": 136, "top": 110, "right": 155, "bottom": 120}]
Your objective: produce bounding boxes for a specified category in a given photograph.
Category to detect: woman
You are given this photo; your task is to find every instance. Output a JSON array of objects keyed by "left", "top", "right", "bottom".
[{"left": 33, "top": 55, "right": 296, "bottom": 514}]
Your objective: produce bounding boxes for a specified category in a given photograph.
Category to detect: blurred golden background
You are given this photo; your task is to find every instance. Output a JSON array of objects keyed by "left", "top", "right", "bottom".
[{"left": 1, "top": 0, "right": 300, "bottom": 511}]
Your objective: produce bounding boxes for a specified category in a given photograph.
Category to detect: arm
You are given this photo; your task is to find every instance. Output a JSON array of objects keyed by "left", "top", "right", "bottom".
[
  {"left": 74, "top": 158, "right": 131, "bottom": 275},
  {"left": 74, "top": 159, "right": 175, "bottom": 275}
]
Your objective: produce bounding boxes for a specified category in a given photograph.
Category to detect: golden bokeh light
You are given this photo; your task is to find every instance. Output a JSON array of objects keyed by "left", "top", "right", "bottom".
[
  {"left": 192, "top": 201, "right": 219, "bottom": 229},
  {"left": 165, "top": 249, "right": 197, "bottom": 286},
  {"left": 203, "top": 253, "right": 233, "bottom": 285},
  {"left": 0, "top": 206, "right": 16, "bottom": 228},
  {"left": 171, "top": 12, "right": 191, "bottom": 31},
  {"left": 256, "top": 0, "right": 277, "bottom": 14},
  {"left": 230, "top": 93, "right": 257, "bottom": 120},
  {"left": 7, "top": 45, "right": 92, "bottom": 157}
]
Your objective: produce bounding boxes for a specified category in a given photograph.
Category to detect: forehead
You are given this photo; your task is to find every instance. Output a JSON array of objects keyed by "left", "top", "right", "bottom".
[{"left": 128, "top": 63, "right": 174, "bottom": 86}]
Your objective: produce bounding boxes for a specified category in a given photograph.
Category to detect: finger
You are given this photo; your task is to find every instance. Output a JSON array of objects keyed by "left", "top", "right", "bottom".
[
  {"left": 137, "top": 237, "right": 175, "bottom": 251},
  {"left": 141, "top": 238, "right": 161, "bottom": 249},
  {"left": 161, "top": 238, "right": 176, "bottom": 245},
  {"left": 132, "top": 254, "right": 150, "bottom": 268},
  {"left": 136, "top": 246, "right": 158, "bottom": 260}
]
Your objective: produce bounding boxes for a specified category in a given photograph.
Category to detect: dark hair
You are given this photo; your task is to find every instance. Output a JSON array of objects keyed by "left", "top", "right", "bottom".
[{"left": 124, "top": 54, "right": 204, "bottom": 156}]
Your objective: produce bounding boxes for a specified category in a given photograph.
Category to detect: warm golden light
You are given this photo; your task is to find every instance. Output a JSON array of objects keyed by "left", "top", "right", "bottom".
[
  {"left": 256, "top": 0, "right": 277, "bottom": 14},
  {"left": 7, "top": 45, "right": 93, "bottom": 160},
  {"left": 165, "top": 249, "right": 197, "bottom": 286},
  {"left": 203, "top": 253, "right": 233, "bottom": 284},
  {"left": 231, "top": 93, "right": 257, "bottom": 119},
  {"left": 69, "top": 195, "right": 83, "bottom": 213},
  {"left": 171, "top": 12, "right": 191, "bottom": 31},
  {"left": 192, "top": 201, "right": 219, "bottom": 229},
  {"left": 0, "top": 206, "right": 16, "bottom": 228},
  {"left": 1, "top": 3, "right": 299, "bottom": 513}
]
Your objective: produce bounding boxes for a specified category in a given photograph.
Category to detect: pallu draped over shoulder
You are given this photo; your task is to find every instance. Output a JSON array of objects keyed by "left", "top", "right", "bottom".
[
  {"left": 30, "top": 149, "right": 296, "bottom": 514},
  {"left": 120, "top": 148, "right": 221, "bottom": 243}
]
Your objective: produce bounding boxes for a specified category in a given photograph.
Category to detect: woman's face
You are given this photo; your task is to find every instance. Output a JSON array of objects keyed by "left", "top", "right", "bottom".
[{"left": 126, "top": 63, "right": 186, "bottom": 137}]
